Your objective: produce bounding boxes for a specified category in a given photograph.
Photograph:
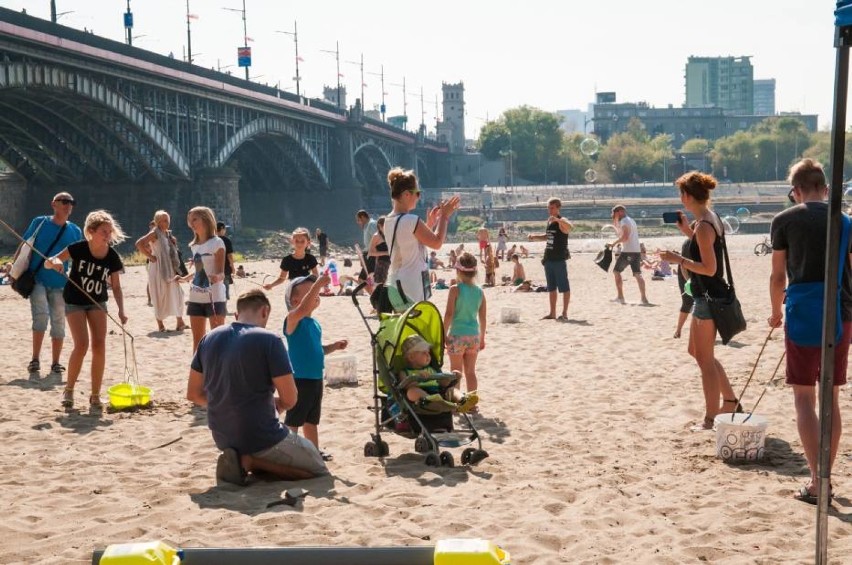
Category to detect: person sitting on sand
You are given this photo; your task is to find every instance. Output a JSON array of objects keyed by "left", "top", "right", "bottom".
[
  {"left": 428, "top": 251, "right": 445, "bottom": 270},
  {"left": 398, "top": 335, "right": 478, "bottom": 413},
  {"left": 510, "top": 254, "right": 526, "bottom": 285},
  {"left": 518, "top": 244, "right": 530, "bottom": 258},
  {"left": 448, "top": 249, "right": 458, "bottom": 270},
  {"left": 235, "top": 265, "right": 246, "bottom": 278},
  {"left": 512, "top": 280, "right": 534, "bottom": 293}
]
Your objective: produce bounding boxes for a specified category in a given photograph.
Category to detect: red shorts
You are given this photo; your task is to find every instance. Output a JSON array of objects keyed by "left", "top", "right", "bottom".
[
  {"left": 478, "top": 240, "right": 488, "bottom": 250},
  {"left": 785, "top": 321, "right": 852, "bottom": 386}
]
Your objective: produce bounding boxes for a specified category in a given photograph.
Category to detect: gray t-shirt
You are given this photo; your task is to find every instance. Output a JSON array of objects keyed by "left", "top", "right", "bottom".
[
  {"left": 191, "top": 322, "right": 292, "bottom": 454},
  {"left": 770, "top": 201, "right": 852, "bottom": 321}
]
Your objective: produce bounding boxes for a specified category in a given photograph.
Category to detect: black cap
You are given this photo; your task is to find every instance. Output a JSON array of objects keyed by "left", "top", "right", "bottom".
[{"left": 216, "top": 221, "right": 226, "bottom": 230}]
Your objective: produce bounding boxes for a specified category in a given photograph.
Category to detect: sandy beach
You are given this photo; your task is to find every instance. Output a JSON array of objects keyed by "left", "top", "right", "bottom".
[{"left": 1, "top": 233, "right": 851, "bottom": 564}]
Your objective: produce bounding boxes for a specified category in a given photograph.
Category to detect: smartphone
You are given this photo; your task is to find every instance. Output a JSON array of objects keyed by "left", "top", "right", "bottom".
[{"left": 662, "top": 212, "right": 680, "bottom": 224}]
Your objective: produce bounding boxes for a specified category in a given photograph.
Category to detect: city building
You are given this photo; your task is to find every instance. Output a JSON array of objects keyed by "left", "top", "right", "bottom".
[
  {"left": 322, "top": 85, "right": 347, "bottom": 109},
  {"left": 436, "top": 82, "right": 466, "bottom": 154},
  {"left": 591, "top": 101, "right": 816, "bottom": 148},
  {"left": 685, "top": 56, "right": 754, "bottom": 115},
  {"left": 753, "top": 79, "right": 776, "bottom": 116}
]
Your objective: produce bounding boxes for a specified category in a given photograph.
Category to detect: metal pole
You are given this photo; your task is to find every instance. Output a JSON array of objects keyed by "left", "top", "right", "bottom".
[
  {"left": 360, "top": 53, "right": 365, "bottom": 110},
  {"left": 50, "top": 0, "right": 57, "bottom": 23},
  {"left": 420, "top": 85, "right": 425, "bottom": 129},
  {"left": 402, "top": 76, "right": 407, "bottom": 128},
  {"left": 336, "top": 41, "right": 341, "bottom": 109},
  {"left": 815, "top": 23, "right": 851, "bottom": 564},
  {"left": 380, "top": 65, "right": 385, "bottom": 121},
  {"left": 242, "top": 0, "right": 248, "bottom": 80},
  {"left": 125, "top": 0, "right": 132, "bottom": 45},
  {"left": 294, "top": 20, "right": 300, "bottom": 98},
  {"left": 185, "top": 0, "right": 192, "bottom": 64}
]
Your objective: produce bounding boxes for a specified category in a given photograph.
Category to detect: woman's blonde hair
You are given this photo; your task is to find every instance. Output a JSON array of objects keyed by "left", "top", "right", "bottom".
[
  {"left": 291, "top": 226, "right": 311, "bottom": 241},
  {"left": 188, "top": 206, "right": 216, "bottom": 245},
  {"left": 84, "top": 209, "right": 127, "bottom": 245},
  {"left": 152, "top": 210, "right": 170, "bottom": 228}
]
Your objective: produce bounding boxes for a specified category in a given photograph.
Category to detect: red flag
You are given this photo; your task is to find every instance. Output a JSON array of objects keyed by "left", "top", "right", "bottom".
[
  {"left": 187, "top": 13, "right": 199, "bottom": 20},
  {"left": 337, "top": 73, "right": 345, "bottom": 78},
  {"left": 296, "top": 56, "right": 304, "bottom": 62},
  {"left": 245, "top": 36, "right": 254, "bottom": 43}
]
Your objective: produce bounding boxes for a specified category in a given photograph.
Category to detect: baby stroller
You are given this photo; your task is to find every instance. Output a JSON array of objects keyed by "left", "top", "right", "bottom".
[{"left": 351, "top": 288, "right": 488, "bottom": 467}]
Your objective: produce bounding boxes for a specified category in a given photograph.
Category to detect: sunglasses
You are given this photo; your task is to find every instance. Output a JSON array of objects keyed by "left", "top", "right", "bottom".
[
  {"left": 407, "top": 189, "right": 421, "bottom": 197},
  {"left": 54, "top": 198, "right": 76, "bottom": 205},
  {"left": 787, "top": 188, "right": 796, "bottom": 204}
]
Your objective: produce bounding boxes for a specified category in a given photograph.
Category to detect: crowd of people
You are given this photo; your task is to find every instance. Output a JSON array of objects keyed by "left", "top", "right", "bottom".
[{"left": 6, "top": 158, "right": 848, "bottom": 503}]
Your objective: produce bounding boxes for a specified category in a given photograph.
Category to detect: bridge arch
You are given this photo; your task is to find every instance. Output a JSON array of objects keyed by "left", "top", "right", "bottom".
[
  {"left": 353, "top": 141, "right": 394, "bottom": 212},
  {"left": 0, "top": 62, "right": 189, "bottom": 181}
]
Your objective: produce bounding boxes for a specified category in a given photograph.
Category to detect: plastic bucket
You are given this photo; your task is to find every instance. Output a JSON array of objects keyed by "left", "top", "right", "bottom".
[
  {"left": 325, "top": 354, "right": 358, "bottom": 385},
  {"left": 500, "top": 306, "right": 520, "bottom": 324},
  {"left": 108, "top": 383, "right": 153, "bottom": 410},
  {"left": 434, "top": 538, "right": 511, "bottom": 565},
  {"left": 714, "top": 413, "right": 768, "bottom": 462}
]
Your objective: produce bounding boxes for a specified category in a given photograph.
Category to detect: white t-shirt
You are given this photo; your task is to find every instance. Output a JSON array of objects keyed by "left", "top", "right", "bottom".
[
  {"left": 384, "top": 212, "right": 430, "bottom": 306},
  {"left": 188, "top": 236, "right": 226, "bottom": 304},
  {"left": 619, "top": 215, "right": 641, "bottom": 253}
]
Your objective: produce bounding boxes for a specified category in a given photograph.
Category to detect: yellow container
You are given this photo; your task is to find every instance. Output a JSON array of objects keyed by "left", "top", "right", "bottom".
[
  {"left": 434, "top": 538, "right": 511, "bottom": 565},
  {"left": 99, "top": 541, "right": 182, "bottom": 564},
  {"left": 107, "top": 383, "right": 153, "bottom": 410}
]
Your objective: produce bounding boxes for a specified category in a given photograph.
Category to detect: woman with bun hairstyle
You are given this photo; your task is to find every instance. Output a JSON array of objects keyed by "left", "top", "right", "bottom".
[
  {"left": 659, "top": 172, "right": 738, "bottom": 430},
  {"left": 382, "top": 167, "right": 460, "bottom": 311}
]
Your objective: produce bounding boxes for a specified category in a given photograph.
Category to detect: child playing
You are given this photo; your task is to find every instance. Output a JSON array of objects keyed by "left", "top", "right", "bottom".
[
  {"left": 483, "top": 244, "right": 498, "bottom": 287},
  {"left": 45, "top": 210, "right": 127, "bottom": 410},
  {"left": 443, "top": 252, "right": 486, "bottom": 397},
  {"left": 398, "top": 334, "right": 478, "bottom": 413},
  {"left": 264, "top": 227, "right": 319, "bottom": 292},
  {"left": 283, "top": 273, "right": 348, "bottom": 460},
  {"left": 447, "top": 249, "right": 458, "bottom": 270},
  {"left": 496, "top": 226, "right": 508, "bottom": 260},
  {"left": 510, "top": 253, "right": 526, "bottom": 285}
]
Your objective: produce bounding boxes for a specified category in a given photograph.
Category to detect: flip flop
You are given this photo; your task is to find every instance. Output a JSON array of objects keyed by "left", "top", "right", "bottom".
[
  {"left": 541, "top": 314, "right": 556, "bottom": 320},
  {"left": 794, "top": 485, "right": 819, "bottom": 505},
  {"left": 320, "top": 450, "right": 333, "bottom": 462}
]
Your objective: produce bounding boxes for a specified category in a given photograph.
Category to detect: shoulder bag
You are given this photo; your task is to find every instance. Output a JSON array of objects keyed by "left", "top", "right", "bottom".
[
  {"left": 11, "top": 222, "right": 69, "bottom": 299},
  {"left": 370, "top": 215, "right": 409, "bottom": 314},
  {"left": 695, "top": 215, "right": 746, "bottom": 345},
  {"left": 9, "top": 218, "right": 47, "bottom": 280}
]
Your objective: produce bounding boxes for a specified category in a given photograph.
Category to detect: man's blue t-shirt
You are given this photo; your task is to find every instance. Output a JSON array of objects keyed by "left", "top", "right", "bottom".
[
  {"left": 284, "top": 316, "right": 324, "bottom": 380},
  {"left": 22, "top": 215, "right": 83, "bottom": 289},
  {"left": 191, "top": 322, "right": 292, "bottom": 454}
]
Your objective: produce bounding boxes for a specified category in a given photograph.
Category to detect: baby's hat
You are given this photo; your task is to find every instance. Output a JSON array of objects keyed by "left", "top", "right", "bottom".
[{"left": 401, "top": 334, "right": 431, "bottom": 356}]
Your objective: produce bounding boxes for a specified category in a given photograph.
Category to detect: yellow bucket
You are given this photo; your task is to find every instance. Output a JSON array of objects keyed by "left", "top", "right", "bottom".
[
  {"left": 434, "top": 539, "right": 511, "bottom": 565},
  {"left": 107, "top": 383, "right": 153, "bottom": 410}
]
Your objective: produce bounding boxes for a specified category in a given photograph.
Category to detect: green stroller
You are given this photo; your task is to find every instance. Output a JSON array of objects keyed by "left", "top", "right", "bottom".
[{"left": 352, "top": 289, "right": 488, "bottom": 467}]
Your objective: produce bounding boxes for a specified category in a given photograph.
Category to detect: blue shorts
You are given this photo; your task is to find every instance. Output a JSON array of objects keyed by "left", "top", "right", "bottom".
[
  {"left": 543, "top": 260, "right": 570, "bottom": 293},
  {"left": 186, "top": 301, "right": 227, "bottom": 317},
  {"left": 66, "top": 302, "right": 107, "bottom": 314},
  {"left": 692, "top": 297, "right": 713, "bottom": 320}
]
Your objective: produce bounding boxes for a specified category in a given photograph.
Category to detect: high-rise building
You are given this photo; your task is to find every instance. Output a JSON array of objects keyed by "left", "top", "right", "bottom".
[
  {"left": 436, "top": 82, "right": 465, "bottom": 153},
  {"left": 753, "top": 79, "right": 776, "bottom": 116},
  {"left": 685, "top": 56, "right": 754, "bottom": 115}
]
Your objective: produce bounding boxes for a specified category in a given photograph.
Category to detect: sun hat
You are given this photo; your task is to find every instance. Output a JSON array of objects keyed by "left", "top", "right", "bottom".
[
  {"left": 401, "top": 334, "right": 431, "bottom": 356},
  {"left": 285, "top": 275, "right": 316, "bottom": 309}
]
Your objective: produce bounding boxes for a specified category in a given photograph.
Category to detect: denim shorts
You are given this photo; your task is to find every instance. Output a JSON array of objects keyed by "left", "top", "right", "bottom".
[
  {"left": 66, "top": 302, "right": 107, "bottom": 314},
  {"left": 692, "top": 296, "right": 713, "bottom": 320},
  {"left": 543, "top": 260, "right": 570, "bottom": 293},
  {"left": 186, "top": 301, "right": 227, "bottom": 317},
  {"left": 30, "top": 284, "right": 66, "bottom": 338}
]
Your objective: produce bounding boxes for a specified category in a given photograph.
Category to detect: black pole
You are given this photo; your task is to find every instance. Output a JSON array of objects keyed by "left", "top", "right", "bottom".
[
  {"left": 50, "top": 0, "right": 56, "bottom": 23},
  {"left": 242, "top": 0, "right": 249, "bottom": 80},
  {"left": 816, "top": 22, "right": 852, "bottom": 565},
  {"left": 186, "top": 0, "right": 192, "bottom": 64},
  {"left": 125, "top": 0, "right": 132, "bottom": 46}
]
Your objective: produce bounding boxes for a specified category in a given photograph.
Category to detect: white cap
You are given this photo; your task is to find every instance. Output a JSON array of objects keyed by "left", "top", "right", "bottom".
[{"left": 285, "top": 275, "right": 316, "bottom": 310}]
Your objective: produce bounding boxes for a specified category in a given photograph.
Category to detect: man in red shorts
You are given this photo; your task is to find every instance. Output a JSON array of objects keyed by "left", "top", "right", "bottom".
[
  {"left": 476, "top": 225, "right": 490, "bottom": 262},
  {"left": 768, "top": 158, "right": 852, "bottom": 505}
]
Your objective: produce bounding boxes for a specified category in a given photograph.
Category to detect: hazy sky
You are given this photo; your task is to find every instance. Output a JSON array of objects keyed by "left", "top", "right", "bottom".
[{"left": 2, "top": 1, "right": 847, "bottom": 137}]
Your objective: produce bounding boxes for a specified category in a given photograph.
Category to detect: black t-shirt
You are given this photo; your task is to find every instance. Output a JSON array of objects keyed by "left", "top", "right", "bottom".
[
  {"left": 221, "top": 235, "right": 234, "bottom": 282},
  {"left": 280, "top": 253, "right": 318, "bottom": 280},
  {"left": 771, "top": 202, "right": 852, "bottom": 320},
  {"left": 317, "top": 232, "right": 328, "bottom": 252},
  {"left": 543, "top": 218, "right": 568, "bottom": 262},
  {"left": 63, "top": 241, "right": 124, "bottom": 305}
]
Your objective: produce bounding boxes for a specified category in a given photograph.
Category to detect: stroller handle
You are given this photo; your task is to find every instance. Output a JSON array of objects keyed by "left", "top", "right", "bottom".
[{"left": 351, "top": 281, "right": 369, "bottom": 305}]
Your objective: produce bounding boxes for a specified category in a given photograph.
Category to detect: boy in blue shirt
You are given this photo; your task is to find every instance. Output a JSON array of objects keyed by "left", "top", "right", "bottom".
[{"left": 284, "top": 273, "right": 348, "bottom": 461}]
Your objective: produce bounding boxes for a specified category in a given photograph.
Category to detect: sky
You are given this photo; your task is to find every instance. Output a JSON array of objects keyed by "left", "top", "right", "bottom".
[{"left": 1, "top": 0, "right": 847, "bottom": 137}]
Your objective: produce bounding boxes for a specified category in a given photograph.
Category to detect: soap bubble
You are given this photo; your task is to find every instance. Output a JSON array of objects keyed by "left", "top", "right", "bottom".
[
  {"left": 735, "top": 207, "right": 751, "bottom": 222},
  {"left": 611, "top": 163, "right": 617, "bottom": 171},
  {"left": 640, "top": 210, "right": 648, "bottom": 218},
  {"left": 722, "top": 216, "right": 740, "bottom": 235},
  {"left": 584, "top": 168, "right": 598, "bottom": 183},
  {"left": 580, "top": 137, "right": 599, "bottom": 156}
]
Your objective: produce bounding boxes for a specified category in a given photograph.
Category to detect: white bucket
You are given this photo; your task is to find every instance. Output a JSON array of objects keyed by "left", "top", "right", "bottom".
[
  {"left": 500, "top": 306, "right": 520, "bottom": 324},
  {"left": 714, "top": 413, "right": 768, "bottom": 462},
  {"left": 325, "top": 354, "right": 358, "bottom": 385}
]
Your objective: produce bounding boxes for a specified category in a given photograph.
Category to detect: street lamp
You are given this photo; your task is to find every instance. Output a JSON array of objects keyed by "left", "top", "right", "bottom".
[
  {"left": 345, "top": 53, "right": 366, "bottom": 111},
  {"left": 222, "top": 1, "right": 249, "bottom": 80},
  {"left": 124, "top": 0, "right": 133, "bottom": 46},
  {"left": 499, "top": 132, "right": 514, "bottom": 187},
  {"left": 366, "top": 65, "right": 387, "bottom": 122},
  {"left": 275, "top": 21, "right": 301, "bottom": 98},
  {"left": 320, "top": 41, "right": 342, "bottom": 109},
  {"left": 389, "top": 76, "right": 407, "bottom": 129},
  {"left": 185, "top": 1, "right": 198, "bottom": 65}
]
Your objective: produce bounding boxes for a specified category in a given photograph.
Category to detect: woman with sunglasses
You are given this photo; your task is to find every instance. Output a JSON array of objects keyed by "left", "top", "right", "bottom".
[{"left": 382, "top": 167, "right": 460, "bottom": 311}]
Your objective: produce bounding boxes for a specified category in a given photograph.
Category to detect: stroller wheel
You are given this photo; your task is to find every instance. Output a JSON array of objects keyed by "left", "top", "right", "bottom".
[
  {"left": 379, "top": 440, "right": 390, "bottom": 457},
  {"left": 414, "top": 436, "right": 430, "bottom": 453},
  {"left": 424, "top": 452, "right": 440, "bottom": 467},
  {"left": 364, "top": 441, "right": 379, "bottom": 458},
  {"left": 439, "top": 451, "right": 454, "bottom": 468},
  {"left": 461, "top": 448, "right": 476, "bottom": 465},
  {"left": 469, "top": 449, "right": 489, "bottom": 465}
]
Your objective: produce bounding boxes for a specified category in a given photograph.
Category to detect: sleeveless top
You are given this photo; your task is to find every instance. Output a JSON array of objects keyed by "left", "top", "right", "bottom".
[
  {"left": 543, "top": 218, "right": 568, "bottom": 262},
  {"left": 449, "top": 283, "right": 483, "bottom": 336},
  {"left": 687, "top": 219, "right": 727, "bottom": 298}
]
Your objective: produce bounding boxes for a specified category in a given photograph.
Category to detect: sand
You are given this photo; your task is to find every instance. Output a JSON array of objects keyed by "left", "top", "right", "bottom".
[{"left": 1, "top": 233, "right": 851, "bottom": 564}]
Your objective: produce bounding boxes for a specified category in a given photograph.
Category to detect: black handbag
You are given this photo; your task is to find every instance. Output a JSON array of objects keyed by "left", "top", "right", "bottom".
[
  {"left": 369, "top": 215, "right": 407, "bottom": 314},
  {"left": 694, "top": 215, "right": 746, "bottom": 345},
  {"left": 11, "top": 223, "right": 68, "bottom": 299}
]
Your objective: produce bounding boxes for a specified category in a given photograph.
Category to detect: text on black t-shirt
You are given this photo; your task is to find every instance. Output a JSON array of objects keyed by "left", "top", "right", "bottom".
[{"left": 63, "top": 241, "right": 124, "bottom": 305}]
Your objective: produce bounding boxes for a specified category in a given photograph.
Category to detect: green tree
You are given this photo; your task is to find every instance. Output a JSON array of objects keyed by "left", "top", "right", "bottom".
[
  {"left": 681, "top": 138, "right": 711, "bottom": 154},
  {"left": 596, "top": 118, "right": 672, "bottom": 183}
]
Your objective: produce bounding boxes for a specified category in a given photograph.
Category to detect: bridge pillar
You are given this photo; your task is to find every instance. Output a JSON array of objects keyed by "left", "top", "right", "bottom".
[
  {"left": 193, "top": 168, "right": 242, "bottom": 230},
  {"left": 0, "top": 173, "right": 28, "bottom": 246}
]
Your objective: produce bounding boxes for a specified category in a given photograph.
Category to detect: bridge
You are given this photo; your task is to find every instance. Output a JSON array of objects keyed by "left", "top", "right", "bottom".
[{"left": 0, "top": 7, "right": 449, "bottom": 243}]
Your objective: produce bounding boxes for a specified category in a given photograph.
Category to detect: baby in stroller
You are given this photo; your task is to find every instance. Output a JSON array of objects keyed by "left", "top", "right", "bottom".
[{"left": 400, "top": 335, "right": 478, "bottom": 413}]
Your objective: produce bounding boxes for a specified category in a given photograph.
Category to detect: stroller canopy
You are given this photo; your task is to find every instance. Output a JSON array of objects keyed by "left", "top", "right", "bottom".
[{"left": 376, "top": 301, "right": 445, "bottom": 373}]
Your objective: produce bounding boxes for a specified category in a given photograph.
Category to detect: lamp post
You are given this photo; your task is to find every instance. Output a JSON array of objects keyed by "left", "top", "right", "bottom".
[
  {"left": 320, "top": 42, "right": 342, "bottom": 109},
  {"left": 185, "top": 1, "right": 195, "bottom": 65},
  {"left": 223, "top": 1, "right": 249, "bottom": 80},
  {"left": 389, "top": 76, "right": 408, "bottom": 129},
  {"left": 124, "top": 0, "right": 133, "bottom": 45},
  {"left": 275, "top": 21, "right": 301, "bottom": 98},
  {"left": 50, "top": 0, "right": 56, "bottom": 23},
  {"left": 366, "top": 65, "right": 386, "bottom": 122},
  {"left": 346, "top": 53, "right": 366, "bottom": 110}
]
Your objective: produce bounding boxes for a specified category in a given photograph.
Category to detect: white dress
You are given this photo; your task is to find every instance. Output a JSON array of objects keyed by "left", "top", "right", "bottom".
[
  {"left": 384, "top": 212, "right": 430, "bottom": 309},
  {"left": 148, "top": 230, "right": 184, "bottom": 319}
]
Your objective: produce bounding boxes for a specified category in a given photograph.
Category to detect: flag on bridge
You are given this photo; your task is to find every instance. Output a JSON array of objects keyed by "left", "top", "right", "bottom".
[{"left": 237, "top": 46, "right": 251, "bottom": 68}]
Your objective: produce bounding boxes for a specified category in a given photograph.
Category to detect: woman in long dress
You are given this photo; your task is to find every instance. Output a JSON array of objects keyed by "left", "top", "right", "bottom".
[{"left": 135, "top": 210, "right": 186, "bottom": 332}]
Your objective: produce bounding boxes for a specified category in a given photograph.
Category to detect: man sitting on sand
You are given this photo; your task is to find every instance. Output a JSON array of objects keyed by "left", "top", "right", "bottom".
[{"left": 187, "top": 289, "right": 328, "bottom": 485}]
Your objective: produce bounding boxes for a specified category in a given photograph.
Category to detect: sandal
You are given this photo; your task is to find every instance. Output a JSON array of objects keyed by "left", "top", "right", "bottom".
[
  {"left": 27, "top": 359, "right": 40, "bottom": 373},
  {"left": 50, "top": 362, "right": 66, "bottom": 374},
  {"left": 175, "top": 323, "right": 188, "bottom": 332},
  {"left": 61, "top": 388, "right": 74, "bottom": 408},
  {"left": 690, "top": 416, "right": 714, "bottom": 431},
  {"left": 724, "top": 398, "right": 745, "bottom": 414},
  {"left": 89, "top": 395, "right": 103, "bottom": 410}
]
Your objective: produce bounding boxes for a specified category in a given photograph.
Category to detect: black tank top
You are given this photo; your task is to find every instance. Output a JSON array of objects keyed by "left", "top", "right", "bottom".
[
  {"left": 687, "top": 219, "right": 727, "bottom": 297},
  {"left": 543, "top": 218, "right": 568, "bottom": 261}
]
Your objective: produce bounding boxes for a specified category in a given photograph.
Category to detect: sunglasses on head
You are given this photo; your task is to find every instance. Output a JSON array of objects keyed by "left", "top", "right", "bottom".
[
  {"left": 407, "top": 189, "right": 421, "bottom": 196},
  {"left": 787, "top": 188, "right": 797, "bottom": 204},
  {"left": 54, "top": 198, "right": 76, "bottom": 205}
]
